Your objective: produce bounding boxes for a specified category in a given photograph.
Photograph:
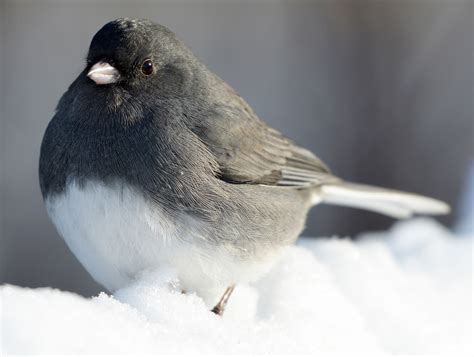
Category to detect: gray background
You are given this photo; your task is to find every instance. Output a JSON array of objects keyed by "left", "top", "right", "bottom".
[{"left": 1, "top": 0, "right": 473, "bottom": 297}]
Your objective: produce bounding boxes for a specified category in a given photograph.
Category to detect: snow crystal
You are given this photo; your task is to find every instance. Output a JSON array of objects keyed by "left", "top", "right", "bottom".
[{"left": 1, "top": 219, "right": 472, "bottom": 354}]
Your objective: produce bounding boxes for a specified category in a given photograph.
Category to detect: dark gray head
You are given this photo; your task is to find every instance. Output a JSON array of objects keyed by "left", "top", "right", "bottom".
[
  {"left": 71, "top": 18, "right": 213, "bottom": 127},
  {"left": 86, "top": 18, "right": 190, "bottom": 88}
]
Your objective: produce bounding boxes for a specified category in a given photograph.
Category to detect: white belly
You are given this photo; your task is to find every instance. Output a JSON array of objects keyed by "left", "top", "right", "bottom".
[{"left": 45, "top": 180, "right": 277, "bottom": 305}]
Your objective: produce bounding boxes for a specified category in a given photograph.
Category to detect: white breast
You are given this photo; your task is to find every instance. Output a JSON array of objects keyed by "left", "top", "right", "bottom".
[{"left": 45, "top": 180, "right": 278, "bottom": 305}]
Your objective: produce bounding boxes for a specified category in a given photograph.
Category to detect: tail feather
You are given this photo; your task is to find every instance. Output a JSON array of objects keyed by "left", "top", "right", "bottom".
[{"left": 313, "top": 182, "right": 450, "bottom": 219}]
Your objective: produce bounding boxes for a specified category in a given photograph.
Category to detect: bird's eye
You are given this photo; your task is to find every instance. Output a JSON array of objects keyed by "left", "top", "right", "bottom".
[{"left": 141, "top": 59, "right": 154, "bottom": 76}]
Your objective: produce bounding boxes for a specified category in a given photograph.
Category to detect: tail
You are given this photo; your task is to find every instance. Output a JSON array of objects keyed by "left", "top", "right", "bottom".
[{"left": 312, "top": 182, "right": 450, "bottom": 219}]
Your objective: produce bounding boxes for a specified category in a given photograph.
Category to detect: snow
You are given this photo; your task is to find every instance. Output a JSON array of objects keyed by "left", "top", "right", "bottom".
[{"left": 1, "top": 218, "right": 472, "bottom": 354}]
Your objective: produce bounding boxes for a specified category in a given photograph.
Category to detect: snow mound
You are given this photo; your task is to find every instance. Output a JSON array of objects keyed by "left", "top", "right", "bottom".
[{"left": 1, "top": 219, "right": 472, "bottom": 354}]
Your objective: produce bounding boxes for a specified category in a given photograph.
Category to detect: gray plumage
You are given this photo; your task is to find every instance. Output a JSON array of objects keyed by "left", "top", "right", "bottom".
[{"left": 39, "top": 19, "right": 449, "bottom": 306}]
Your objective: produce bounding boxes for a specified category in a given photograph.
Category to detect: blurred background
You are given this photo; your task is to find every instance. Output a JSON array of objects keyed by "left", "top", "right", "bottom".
[{"left": 1, "top": 0, "right": 472, "bottom": 297}]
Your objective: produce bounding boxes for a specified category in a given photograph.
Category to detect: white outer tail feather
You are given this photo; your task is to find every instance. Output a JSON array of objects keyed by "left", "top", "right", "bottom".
[{"left": 312, "top": 182, "right": 450, "bottom": 219}]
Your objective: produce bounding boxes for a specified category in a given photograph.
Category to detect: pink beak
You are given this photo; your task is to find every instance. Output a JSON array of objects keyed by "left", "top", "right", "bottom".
[{"left": 87, "top": 61, "right": 120, "bottom": 85}]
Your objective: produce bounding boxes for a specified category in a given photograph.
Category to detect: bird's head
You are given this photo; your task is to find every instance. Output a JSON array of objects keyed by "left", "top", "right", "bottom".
[{"left": 84, "top": 18, "right": 195, "bottom": 97}]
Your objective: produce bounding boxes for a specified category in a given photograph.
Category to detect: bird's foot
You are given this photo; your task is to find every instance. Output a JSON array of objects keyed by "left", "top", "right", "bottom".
[{"left": 211, "top": 285, "right": 235, "bottom": 316}]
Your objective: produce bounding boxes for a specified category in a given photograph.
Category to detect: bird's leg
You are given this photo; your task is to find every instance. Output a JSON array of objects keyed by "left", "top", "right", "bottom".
[{"left": 211, "top": 285, "right": 235, "bottom": 316}]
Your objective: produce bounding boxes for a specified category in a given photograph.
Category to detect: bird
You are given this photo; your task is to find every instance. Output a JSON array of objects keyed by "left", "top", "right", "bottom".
[{"left": 39, "top": 18, "right": 450, "bottom": 315}]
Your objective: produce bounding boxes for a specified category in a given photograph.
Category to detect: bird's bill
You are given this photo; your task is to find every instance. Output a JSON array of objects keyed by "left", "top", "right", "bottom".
[{"left": 87, "top": 61, "right": 120, "bottom": 85}]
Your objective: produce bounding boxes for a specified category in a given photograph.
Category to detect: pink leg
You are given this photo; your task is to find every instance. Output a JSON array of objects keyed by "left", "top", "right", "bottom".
[{"left": 211, "top": 285, "right": 235, "bottom": 316}]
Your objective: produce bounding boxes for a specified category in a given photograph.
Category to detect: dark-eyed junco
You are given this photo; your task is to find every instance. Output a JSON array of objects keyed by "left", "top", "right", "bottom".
[{"left": 39, "top": 18, "right": 449, "bottom": 315}]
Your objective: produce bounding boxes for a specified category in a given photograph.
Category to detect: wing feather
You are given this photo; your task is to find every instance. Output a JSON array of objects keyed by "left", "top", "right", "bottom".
[{"left": 192, "top": 105, "right": 338, "bottom": 188}]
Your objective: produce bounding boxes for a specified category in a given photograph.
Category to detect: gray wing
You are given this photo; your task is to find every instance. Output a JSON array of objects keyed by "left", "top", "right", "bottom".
[{"left": 193, "top": 104, "right": 340, "bottom": 187}]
